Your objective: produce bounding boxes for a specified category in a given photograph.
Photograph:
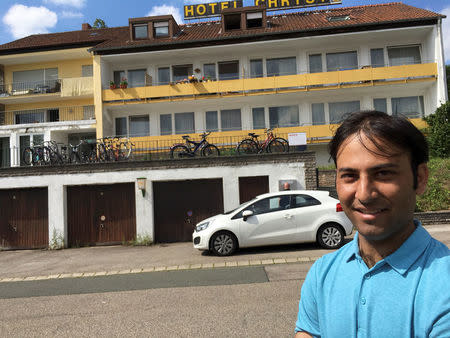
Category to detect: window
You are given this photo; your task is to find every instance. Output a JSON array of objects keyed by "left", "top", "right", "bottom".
[
  {"left": 252, "top": 107, "right": 265, "bottom": 129},
  {"left": 154, "top": 21, "right": 169, "bottom": 37},
  {"left": 15, "top": 110, "right": 45, "bottom": 124},
  {"left": 327, "top": 15, "right": 350, "bottom": 22},
  {"left": 329, "top": 101, "right": 360, "bottom": 123},
  {"left": 370, "top": 48, "right": 384, "bottom": 68},
  {"left": 309, "top": 54, "right": 322, "bottom": 73},
  {"left": 246, "top": 195, "right": 291, "bottom": 215},
  {"left": 292, "top": 195, "right": 321, "bottom": 208},
  {"left": 269, "top": 105, "right": 299, "bottom": 128},
  {"left": 391, "top": 96, "right": 424, "bottom": 118},
  {"left": 82, "top": 65, "right": 93, "bottom": 77},
  {"left": 129, "top": 115, "right": 150, "bottom": 137},
  {"left": 128, "top": 69, "right": 146, "bottom": 88},
  {"left": 373, "top": 98, "right": 387, "bottom": 113},
  {"left": 312, "top": 103, "right": 325, "bottom": 125},
  {"left": 250, "top": 59, "right": 263, "bottom": 78},
  {"left": 221, "top": 109, "right": 241, "bottom": 131},
  {"left": 388, "top": 45, "right": 421, "bottom": 66},
  {"left": 13, "top": 68, "right": 58, "bottom": 92},
  {"left": 114, "top": 70, "right": 125, "bottom": 87},
  {"left": 83, "top": 105, "right": 95, "bottom": 120},
  {"left": 206, "top": 111, "right": 218, "bottom": 132},
  {"left": 247, "top": 12, "right": 263, "bottom": 28},
  {"left": 160, "top": 114, "right": 172, "bottom": 135},
  {"left": 218, "top": 61, "right": 239, "bottom": 80},
  {"left": 224, "top": 14, "right": 241, "bottom": 31},
  {"left": 115, "top": 117, "right": 127, "bottom": 137},
  {"left": 266, "top": 57, "right": 296, "bottom": 77},
  {"left": 172, "top": 64, "right": 193, "bottom": 82},
  {"left": 203, "top": 64, "right": 216, "bottom": 81},
  {"left": 326, "top": 51, "right": 358, "bottom": 71},
  {"left": 158, "top": 67, "right": 170, "bottom": 85},
  {"left": 133, "top": 24, "right": 148, "bottom": 39},
  {"left": 175, "top": 112, "right": 195, "bottom": 134}
]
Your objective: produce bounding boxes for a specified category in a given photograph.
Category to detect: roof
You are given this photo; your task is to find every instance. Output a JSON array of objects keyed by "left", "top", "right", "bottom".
[{"left": 0, "top": 2, "right": 444, "bottom": 56}]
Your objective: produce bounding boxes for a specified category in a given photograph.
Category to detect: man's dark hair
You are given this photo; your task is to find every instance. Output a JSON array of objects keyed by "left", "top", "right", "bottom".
[{"left": 328, "top": 110, "right": 429, "bottom": 189}]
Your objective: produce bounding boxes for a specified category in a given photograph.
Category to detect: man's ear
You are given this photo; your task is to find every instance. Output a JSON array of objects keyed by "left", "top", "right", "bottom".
[{"left": 415, "top": 163, "right": 429, "bottom": 196}]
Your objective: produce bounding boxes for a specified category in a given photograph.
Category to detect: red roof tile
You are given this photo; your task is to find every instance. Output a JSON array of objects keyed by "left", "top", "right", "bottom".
[{"left": 0, "top": 2, "right": 443, "bottom": 55}]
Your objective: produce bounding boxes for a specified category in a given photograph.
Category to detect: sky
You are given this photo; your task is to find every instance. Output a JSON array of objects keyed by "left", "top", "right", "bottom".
[{"left": 0, "top": 0, "right": 449, "bottom": 62}]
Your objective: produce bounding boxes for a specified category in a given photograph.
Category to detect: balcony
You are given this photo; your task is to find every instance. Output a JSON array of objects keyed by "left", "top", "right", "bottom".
[
  {"left": 0, "top": 105, "right": 95, "bottom": 127},
  {"left": 0, "top": 77, "right": 93, "bottom": 104},
  {"left": 102, "top": 63, "right": 437, "bottom": 105}
]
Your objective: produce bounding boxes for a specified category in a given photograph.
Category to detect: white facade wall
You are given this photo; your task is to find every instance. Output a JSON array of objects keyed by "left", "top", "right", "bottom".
[{"left": 0, "top": 161, "right": 307, "bottom": 246}]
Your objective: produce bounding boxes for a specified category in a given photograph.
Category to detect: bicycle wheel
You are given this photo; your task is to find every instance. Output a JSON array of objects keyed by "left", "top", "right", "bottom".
[
  {"left": 237, "top": 139, "right": 258, "bottom": 155},
  {"left": 97, "top": 144, "right": 108, "bottom": 162},
  {"left": 202, "top": 144, "right": 220, "bottom": 157},
  {"left": 170, "top": 145, "right": 190, "bottom": 159},
  {"left": 267, "top": 138, "right": 286, "bottom": 153},
  {"left": 22, "top": 147, "right": 33, "bottom": 165},
  {"left": 42, "top": 146, "right": 51, "bottom": 165},
  {"left": 118, "top": 142, "right": 132, "bottom": 160},
  {"left": 275, "top": 137, "right": 290, "bottom": 152}
]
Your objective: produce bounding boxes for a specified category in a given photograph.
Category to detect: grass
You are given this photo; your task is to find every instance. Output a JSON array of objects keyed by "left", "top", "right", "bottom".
[{"left": 416, "top": 157, "right": 450, "bottom": 211}]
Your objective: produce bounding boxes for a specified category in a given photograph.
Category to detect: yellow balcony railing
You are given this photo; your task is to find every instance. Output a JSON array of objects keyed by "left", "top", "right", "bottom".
[{"left": 103, "top": 63, "right": 437, "bottom": 104}]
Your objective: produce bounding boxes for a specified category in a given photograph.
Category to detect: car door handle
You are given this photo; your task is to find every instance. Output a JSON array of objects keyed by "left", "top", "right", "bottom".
[{"left": 284, "top": 214, "right": 292, "bottom": 219}]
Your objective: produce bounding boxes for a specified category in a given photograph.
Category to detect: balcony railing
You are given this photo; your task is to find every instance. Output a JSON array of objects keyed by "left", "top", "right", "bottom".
[
  {"left": 103, "top": 63, "right": 437, "bottom": 103},
  {"left": 0, "top": 77, "right": 93, "bottom": 98},
  {"left": 0, "top": 105, "right": 95, "bottom": 126}
]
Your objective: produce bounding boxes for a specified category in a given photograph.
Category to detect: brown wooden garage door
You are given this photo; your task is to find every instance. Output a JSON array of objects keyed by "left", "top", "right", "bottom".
[
  {"left": 153, "top": 179, "right": 223, "bottom": 243},
  {"left": 67, "top": 183, "right": 136, "bottom": 247},
  {"left": 239, "top": 176, "right": 269, "bottom": 204},
  {"left": 0, "top": 188, "right": 48, "bottom": 249}
]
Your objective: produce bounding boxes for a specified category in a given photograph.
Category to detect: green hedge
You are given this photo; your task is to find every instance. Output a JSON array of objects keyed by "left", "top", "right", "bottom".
[{"left": 416, "top": 157, "right": 450, "bottom": 211}]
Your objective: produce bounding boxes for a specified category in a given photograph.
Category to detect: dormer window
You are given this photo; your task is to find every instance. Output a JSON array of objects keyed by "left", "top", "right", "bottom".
[
  {"left": 133, "top": 23, "right": 148, "bottom": 39},
  {"left": 154, "top": 21, "right": 169, "bottom": 37},
  {"left": 224, "top": 14, "right": 241, "bottom": 31},
  {"left": 246, "top": 12, "right": 263, "bottom": 28}
]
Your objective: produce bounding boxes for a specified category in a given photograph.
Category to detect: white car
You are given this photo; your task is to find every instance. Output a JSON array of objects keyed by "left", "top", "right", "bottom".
[{"left": 192, "top": 190, "right": 353, "bottom": 256}]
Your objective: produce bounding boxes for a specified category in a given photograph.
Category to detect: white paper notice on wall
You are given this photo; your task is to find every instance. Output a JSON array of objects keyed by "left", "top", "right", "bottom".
[{"left": 288, "top": 132, "right": 307, "bottom": 146}]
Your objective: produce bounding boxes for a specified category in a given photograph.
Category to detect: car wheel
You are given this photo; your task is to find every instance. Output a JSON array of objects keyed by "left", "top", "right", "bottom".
[
  {"left": 210, "top": 231, "right": 237, "bottom": 256},
  {"left": 317, "top": 223, "right": 344, "bottom": 249}
]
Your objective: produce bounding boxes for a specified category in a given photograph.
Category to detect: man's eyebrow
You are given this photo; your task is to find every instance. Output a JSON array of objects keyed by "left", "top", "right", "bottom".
[{"left": 337, "top": 163, "right": 400, "bottom": 172}]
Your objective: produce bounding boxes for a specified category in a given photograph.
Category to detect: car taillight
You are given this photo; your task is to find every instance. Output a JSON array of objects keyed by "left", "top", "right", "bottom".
[{"left": 336, "top": 203, "right": 344, "bottom": 212}]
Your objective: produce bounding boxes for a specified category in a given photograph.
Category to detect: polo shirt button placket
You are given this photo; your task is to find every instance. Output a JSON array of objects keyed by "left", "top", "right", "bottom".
[
  {"left": 364, "top": 273, "right": 371, "bottom": 280},
  {"left": 361, "top": 297, "right": 366, "bottom": 305}
]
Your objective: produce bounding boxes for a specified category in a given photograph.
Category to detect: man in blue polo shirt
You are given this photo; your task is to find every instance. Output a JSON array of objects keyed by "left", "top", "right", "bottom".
[{"left": 295, "top": 111, "right": 450, "bottom": 337}]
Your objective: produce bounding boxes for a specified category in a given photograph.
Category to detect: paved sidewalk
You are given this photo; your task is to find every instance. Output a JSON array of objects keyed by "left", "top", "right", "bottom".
[{"left": 0, "top": 224, "right": 447, "bottom": 283}]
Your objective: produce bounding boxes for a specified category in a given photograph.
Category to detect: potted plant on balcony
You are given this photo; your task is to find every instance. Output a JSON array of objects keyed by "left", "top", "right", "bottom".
[
  {"left": 120, "top": 78, "right": 128, "bottom": 89},
  {"left": 109, "top": 81, "right": 117, "bottom": 89}
]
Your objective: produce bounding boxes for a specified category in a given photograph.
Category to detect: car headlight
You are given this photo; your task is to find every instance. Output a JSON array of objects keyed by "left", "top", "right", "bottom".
[{"left": 195, "top": 222, "right": 209, "bottom": 232}]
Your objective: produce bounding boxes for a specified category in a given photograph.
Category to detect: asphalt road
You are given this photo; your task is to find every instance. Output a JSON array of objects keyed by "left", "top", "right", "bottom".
[{"left": 0, "top": 225, "right": 447, "bottom": 337}]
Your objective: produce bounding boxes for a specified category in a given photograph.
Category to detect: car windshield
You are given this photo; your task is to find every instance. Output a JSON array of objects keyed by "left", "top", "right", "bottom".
[{"left": 223, "top": 198, "right": 257, "bottom": 215}]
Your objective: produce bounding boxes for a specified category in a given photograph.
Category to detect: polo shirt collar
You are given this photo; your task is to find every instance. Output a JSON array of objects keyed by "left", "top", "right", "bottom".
[{"left": 345, "top": 221, "right": 431, "bottom": 275}]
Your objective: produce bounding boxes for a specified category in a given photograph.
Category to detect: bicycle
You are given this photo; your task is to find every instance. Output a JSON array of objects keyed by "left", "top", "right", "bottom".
[
  {"left": 22, "top": 143, "right": 51, "bottom": 166},
  {"left": 97, "top": 137, "right": 133, "bottom": 162},
  {"left": 170, "top": 132, "right": 220, "bottom": 159},
  {"left": 236, "top": 128, "right": 289, "bottom": 155}
]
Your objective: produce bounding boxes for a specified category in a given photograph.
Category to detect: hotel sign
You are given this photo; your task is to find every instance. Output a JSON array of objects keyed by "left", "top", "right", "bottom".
[
  {"left": 184, "top": 1, "right": 243, "bottom": 19},
  {"left": 254, "top": 0, "right": 342, "bottom": 10}
]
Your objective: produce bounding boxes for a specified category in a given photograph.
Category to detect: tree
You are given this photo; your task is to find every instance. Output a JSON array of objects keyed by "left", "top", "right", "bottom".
[
  {"left": 424, "top": 101, "right": 450, "bottom": 158},
  {"left": 92, "top": 18, "right": 107, "bottom": 29}
]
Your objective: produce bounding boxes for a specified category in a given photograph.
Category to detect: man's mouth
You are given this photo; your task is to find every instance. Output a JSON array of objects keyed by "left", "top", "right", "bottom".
[{"left": 353, "top": 207, "right": 388, "bottom": 215}]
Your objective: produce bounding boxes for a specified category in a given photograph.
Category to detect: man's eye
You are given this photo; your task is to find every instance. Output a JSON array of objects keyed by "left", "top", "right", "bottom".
[
  {"left": 376, "top": 170, "right": 394, "bottom": 178},
  {"left": 340, "top": 173, "right": 356, "bottom": 180}
]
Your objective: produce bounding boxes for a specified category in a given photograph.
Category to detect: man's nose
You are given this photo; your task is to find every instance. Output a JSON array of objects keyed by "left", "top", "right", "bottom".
[{"left": 355, "top": 175, "right": 377, "bottom": 203}]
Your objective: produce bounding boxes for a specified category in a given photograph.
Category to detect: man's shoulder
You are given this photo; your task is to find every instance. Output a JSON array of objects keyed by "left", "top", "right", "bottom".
[{"left": 422, "top": 235, "right": 450, "bottom": 270}]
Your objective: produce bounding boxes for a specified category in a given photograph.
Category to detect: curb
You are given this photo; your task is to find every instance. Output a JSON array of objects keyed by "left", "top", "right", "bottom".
[{"left": 0, "top": 256, "right": 320, "bottom": 283}]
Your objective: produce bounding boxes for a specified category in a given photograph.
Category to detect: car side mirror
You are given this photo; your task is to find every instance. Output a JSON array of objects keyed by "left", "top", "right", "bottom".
[{"left": 242, "top": 210, "right": 253, "bottom": 221}]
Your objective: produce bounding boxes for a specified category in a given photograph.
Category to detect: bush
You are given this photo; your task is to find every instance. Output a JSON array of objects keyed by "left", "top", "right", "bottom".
[
  {"left": 424, "top": 102, "right": 450, "bottom": 158},
  {"left": 416, "top": 157, "right": 450, "bottom": 211}
]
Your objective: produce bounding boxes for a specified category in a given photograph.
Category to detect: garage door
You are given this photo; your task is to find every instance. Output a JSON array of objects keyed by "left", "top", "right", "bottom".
[
  {"left": 153, "top": 179, "right": 224, "bottom": 243},
  {"left": 0, "top": 188, "right": 48, "bottom": 249},
  {"left": 239, "top": 176, "right": 269, "bottom": 204},
  {"left": 67, "top": 183, "right": 136, "bottom": 247}
]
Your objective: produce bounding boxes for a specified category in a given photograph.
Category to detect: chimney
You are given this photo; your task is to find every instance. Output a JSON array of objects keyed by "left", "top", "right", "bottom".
[{"left": 82, "top": 23, "right": 92, "bottom": 30}]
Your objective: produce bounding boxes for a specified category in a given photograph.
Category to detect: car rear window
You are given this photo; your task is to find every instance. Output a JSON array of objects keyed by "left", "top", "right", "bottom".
[{"left": 292, "top": 194, "right": 321, "bottom": 208}]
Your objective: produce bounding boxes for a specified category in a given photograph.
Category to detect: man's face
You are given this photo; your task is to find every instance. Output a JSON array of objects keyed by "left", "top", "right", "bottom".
[{"left": 335, "top": 133, "right": 428, "bottom": 241}]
